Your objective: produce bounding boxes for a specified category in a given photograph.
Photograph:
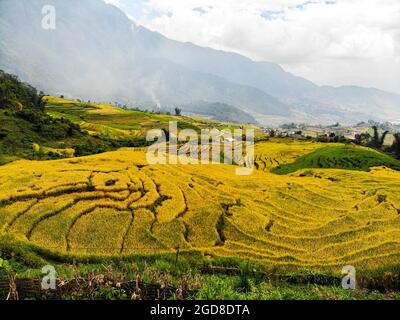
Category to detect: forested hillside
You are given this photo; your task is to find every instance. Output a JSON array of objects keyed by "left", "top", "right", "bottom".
[{"left": 0, "top": 71, "right": 121, "bottom": 164}]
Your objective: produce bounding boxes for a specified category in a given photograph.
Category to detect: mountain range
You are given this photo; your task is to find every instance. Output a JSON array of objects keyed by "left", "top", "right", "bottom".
[{"left": 1, "top": 0, "right": 399, "bottom": 125}]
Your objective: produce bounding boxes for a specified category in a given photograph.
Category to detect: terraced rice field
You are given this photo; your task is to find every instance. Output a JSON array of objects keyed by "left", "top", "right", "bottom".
[
  {"left": 45, "top": 96, "right": 250, "bottom": 142},
  {"left": 0, "top": 146, "right": 400, "bottom": 271},
  {"left": 254, "top": 140, "right": 326, "bottom": 172}
]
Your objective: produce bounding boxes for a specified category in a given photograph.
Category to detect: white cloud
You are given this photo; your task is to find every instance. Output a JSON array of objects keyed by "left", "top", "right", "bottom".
[
  {"left": 104, "top": 0, "right": 121, "bottom": 6},
  {"left": 108, "top": 0, "right": 400, "bottom": 94}
]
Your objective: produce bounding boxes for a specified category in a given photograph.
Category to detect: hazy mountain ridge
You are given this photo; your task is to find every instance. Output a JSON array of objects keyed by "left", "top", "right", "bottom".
[
  {"left": 136, "top": 26, "right": 400, "bottom": 123},
  {"left": 1, "top": 0, "right": 399, "bottom": 125},
  {"left": 182, "top": 101, "right": 257, "bottom": 124}
]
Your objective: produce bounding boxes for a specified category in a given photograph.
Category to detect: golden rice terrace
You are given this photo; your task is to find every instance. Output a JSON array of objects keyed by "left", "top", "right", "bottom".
[{"left": 0, "top": 146, "right": 400, "bottom": 271}]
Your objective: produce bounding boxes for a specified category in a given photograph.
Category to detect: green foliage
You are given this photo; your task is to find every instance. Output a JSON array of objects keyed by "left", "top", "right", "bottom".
[
  {"left": 195, "top": 275, "right": 397, "bottom": 300},
  {"left": 0, "top": 258, "right": 11, "bottom": 273},
  {"left": 0, "top": 71, "right": 137, "bottom": 164},
  {"left": 269, "top": 129, "right": 276, "bottom": 138},
  {"left": 0, "top": 70, "right": 45, "bottom": 111},
  {"left": 390, "top": 133, "right": 400, "bottom": 159},
  {"left": 94, "top": 286, "right": 128, "bottom": 300},
  {"left": 355, "top": 132, "right": 371, "bottom": 145},
  {"left": 177, "top": 121, "right": 200, "bottom": 132},
  {"left": 174, "top": 107, "right": 182, "bottom": 116},
  {"left": 370, "top": 126, "right": 389, "bottom": 149},
  {"left": 235, "top": 262, "right": 252, "bottom": 293},
  {"left": 0, "top": 107, "right": 92, "bottom": 162},
  {"left": 272, "top": 145, "right": 400, "bottom": 174},
  {"left": 0, "top": 234, "right": 47, "bottom": 268},
  {"left": 0, "top": 234, "right": 398, "bottom": 300}
]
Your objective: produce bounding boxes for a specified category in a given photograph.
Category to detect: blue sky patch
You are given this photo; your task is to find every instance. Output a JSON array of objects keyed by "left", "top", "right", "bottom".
[{"left": 261, "top": 10, "right": 284, "bottom": 21}]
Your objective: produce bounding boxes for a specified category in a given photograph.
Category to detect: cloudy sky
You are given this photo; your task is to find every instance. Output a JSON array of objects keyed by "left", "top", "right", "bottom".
[{"left": 104, "top": 0, "right": 400, "bottom": 94}]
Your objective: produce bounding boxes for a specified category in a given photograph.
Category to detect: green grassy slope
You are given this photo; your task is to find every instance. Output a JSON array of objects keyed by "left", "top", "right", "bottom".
[
  {"left": 272, "top": 145, "right": 400, "bottom": 174},
  {"left": 0, "top": 71, "right": 133, "bottom": 164},
  {"left": 45, "top": 97, "right": 202, "bottom": 138},
  {"left": 45, "top": 96, "right": 249, "bottom": 138}
]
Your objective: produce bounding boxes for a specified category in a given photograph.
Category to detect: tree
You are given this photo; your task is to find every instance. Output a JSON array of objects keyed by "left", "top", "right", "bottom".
[
  {"left": 269, "top": 129, "right": 276, "bottom": 138},
  {"left": 161, "top": 128, "right": 170, "bottom": 141},
  {"left": 174, "top": 107, "right": 182, "bottom": 116},
  {"left": 0, "top": 81, "right": 12, "bottom": 108},
  {"left": 36, "top": 91, "right": 46, "bottom": 111},
  {"left": 355, "top": 132, "right": 371, "bottom": 145},
  {"left": 390, "top": 133, "right": 400, "bottom": 159},
  {"left": 370, "top": 126, "right": 389, "bottom": 149}
]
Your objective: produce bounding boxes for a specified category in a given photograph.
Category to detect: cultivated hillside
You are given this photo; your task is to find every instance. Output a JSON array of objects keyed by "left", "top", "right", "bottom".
[
  {"left": 1, "top": 146, "right": 399, "bottom": 271},
  {"left": 0, "top": 70, "right": 102, "bottom": 164}
]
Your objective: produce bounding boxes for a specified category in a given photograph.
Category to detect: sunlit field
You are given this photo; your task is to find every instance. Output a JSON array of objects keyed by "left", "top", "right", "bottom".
[
  {"left": 1, "top": 143, "right": 399, "bottom": 273},
  {"left": 2, "top": 0, "right": 400, "bottom": 304}
]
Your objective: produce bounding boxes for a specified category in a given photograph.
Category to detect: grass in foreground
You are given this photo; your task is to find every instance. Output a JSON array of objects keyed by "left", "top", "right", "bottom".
[{"left": 1, "top": 246, "right": 399, "bottom": 300}]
